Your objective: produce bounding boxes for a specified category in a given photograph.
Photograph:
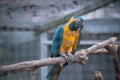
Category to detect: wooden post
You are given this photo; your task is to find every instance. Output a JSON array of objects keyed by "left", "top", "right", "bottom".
[
  {"left": 105, "top": 44, "right": 120, "bottom": 80},
  {"left": 40, "top": 33, "right": 48, "bottom": 80}
]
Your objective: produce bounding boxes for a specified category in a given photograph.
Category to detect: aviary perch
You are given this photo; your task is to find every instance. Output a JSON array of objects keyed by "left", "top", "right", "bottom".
[{"left": 0, "top": 37, "right": 117, "bottom": 76}]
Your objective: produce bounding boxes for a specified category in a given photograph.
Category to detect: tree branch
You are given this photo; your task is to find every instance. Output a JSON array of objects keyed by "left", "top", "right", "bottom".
[
  {"left": 92, "top": 71, "right": 104, "bottom": 80},
  {"left": 0, "top": 37, "right": 117, "bottom": 76},
  {"left": 105, "top": 44, "right": 120, "bottom": 80},
  {"left": 73, "top": 37, "right": 117, "bottom": 63},
  {"left": 91, "top": 48, "right": 108, "bottom": 54},
  {"left": 37, "top": 0, "right": 116, "bottom": 33}
]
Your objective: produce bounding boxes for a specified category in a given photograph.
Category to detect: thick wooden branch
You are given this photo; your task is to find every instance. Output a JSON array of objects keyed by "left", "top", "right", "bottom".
[
  {"left": 0, "top": 37, "right": 117, "bottom": 76},
  {"left": 105, "top": 44, "right": 120, "bottom": 80},
  {"left": 73, "top": 37, "right": 117, "bottom": 63},
  {"left": 38, "top": 0, "right": 116, "bottom": 33},
  {"left": 0, "top": 0, "right": 116, "bottom": 33}
]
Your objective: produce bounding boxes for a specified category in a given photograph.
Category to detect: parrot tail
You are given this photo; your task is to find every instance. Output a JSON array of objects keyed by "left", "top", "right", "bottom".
[{"left": 46, "top": 65, "right": 62, "bottom": 80}]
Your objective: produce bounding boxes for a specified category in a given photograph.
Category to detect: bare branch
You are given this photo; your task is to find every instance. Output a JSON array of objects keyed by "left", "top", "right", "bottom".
[
  {"left": 0, "top": 37, "right": 117, "bottom": 76},
  {"left": 92, "top": 71, "right": 104, "bottom": 80},
  {"left": 38, "top": 0, "right": 116, "bottom": 33},
  {"left": 105, "top": 44, "right": 120, "bottom": 80},
  {"left": 91, "top": 48, "right": 108, "bottom": 54},
  {"left": 73, "top": 37, "right": 117, "bottom": 63}
]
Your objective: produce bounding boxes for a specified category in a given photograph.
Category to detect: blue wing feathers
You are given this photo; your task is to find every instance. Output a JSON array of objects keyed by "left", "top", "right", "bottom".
[
  {"left": 47, "top": 26, "right": 63, "bottom": 80},
  {"left": 50, "top": 26, "right": 63, "bottom": 57}
]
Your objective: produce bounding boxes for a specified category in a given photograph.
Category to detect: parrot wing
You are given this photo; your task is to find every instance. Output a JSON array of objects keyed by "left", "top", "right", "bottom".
[
  {"left": 50, "top": 26, "right": 63, "bottom": 57},
  {"left": 47, "top": 26, "right": 63, "bottom": 80}
]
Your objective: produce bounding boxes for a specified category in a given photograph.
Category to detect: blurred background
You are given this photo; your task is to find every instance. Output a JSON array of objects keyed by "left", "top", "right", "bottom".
[{"left": 0, "top": 0, "right": 120, "bottom": 80}]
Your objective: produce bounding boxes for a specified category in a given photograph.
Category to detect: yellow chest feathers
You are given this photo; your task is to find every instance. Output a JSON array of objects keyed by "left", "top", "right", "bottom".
[{"left": 59, "top": 25, "right": 80, "bottom": 54}]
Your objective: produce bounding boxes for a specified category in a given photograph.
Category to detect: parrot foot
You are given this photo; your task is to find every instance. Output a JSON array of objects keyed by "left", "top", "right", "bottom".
[{"left": 61, "top": 53, "right": 73, "bottom": 64}]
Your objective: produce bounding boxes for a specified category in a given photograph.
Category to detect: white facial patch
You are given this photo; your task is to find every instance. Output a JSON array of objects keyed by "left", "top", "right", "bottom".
[{"left": 75, "top": 18, "right": 81, "bottom": 23}]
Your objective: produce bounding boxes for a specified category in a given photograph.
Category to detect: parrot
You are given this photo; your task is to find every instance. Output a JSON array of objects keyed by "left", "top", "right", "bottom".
[{"left": 46, "top": 16, "right": 84, "bottom": 80}]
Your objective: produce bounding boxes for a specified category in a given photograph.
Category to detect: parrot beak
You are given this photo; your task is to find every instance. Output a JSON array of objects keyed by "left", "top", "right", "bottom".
[
  {"left": 78, "top": 28, "right": 81, "bottom": 31},
  {"left": 74, "top": 21, "right": 84, "bottom": 31}
]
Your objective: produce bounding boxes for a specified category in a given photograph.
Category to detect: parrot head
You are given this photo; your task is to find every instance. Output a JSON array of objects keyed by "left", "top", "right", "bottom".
[{"left": 74, "top": 16, "right": 84, "bottom": 31}]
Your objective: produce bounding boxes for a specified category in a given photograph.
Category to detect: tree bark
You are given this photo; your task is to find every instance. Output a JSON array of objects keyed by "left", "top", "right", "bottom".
[
  {"left": 0, "top": 37, "right": 117, "bottom": 76},
  {"left": 105, "top": 44, "right": 120, "bottom": 80}
]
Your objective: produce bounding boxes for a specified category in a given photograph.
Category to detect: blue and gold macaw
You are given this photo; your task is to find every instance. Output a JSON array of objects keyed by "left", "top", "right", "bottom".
[{"left": 46, "top": 16, "right": 84, "bottom": 80}]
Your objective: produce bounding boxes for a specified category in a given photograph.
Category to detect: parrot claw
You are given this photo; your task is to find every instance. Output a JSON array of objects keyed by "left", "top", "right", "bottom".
[
  {"left": 79, "top": 53, "right": 88, "bottom": 64},
  {"left": 68, "top": 54, "right": 73, "bottom": 64},
  {"left": 61, "top": 53, "right": 73, "bottom": 64}
]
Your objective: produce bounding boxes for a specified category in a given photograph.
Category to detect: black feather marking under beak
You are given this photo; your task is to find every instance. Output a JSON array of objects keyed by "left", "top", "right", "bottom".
[{"left": 74, "top": 22, "right": 84, "bottom": 31}]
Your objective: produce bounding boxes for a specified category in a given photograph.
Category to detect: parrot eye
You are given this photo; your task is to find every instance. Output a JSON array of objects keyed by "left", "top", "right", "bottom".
[{"left": 75, "top": 18, "right": 81, "bottom": 23}]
